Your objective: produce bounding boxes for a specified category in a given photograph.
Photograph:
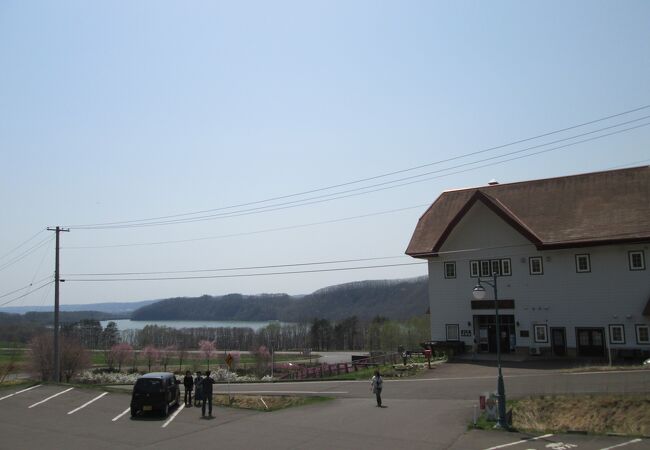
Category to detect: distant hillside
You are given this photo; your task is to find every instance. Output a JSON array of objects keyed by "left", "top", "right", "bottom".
[
  {"left": 131, "top": 276, "right": 429, "bottom": 322},
  {"left": 0, "top": 299, "right": 158, "bottom": 315},
  {"left": 0, "top": 310, "right": 128, "bottom": 326}
]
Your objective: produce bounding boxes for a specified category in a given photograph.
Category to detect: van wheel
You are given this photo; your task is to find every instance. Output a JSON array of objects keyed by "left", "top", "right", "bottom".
[
  {"left": 163, "top": 403, "right": 169, "bottom": 417},
  {"left": 175, "top": 390, "right": 180, "bottom": 407},
  {"left": 130, "top": 406, "right": 137, "bottom": 418}
]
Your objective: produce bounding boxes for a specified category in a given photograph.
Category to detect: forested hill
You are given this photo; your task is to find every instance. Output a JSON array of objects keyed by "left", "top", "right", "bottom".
[{"left": 130, "top": 276, "right": 429, "bottom": 322}]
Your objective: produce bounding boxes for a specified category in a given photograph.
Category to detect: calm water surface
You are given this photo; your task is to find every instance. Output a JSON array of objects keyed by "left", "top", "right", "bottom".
[{"left": 100, "top": 319, "right": 286, "bottom": 331}]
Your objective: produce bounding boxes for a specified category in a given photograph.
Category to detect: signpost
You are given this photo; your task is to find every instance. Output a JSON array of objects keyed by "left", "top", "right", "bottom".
[{"left": 225, "top": 353, "right": 233, "bottom": 404}]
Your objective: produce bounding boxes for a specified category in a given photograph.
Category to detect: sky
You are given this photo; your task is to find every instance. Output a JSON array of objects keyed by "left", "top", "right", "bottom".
[{"left": 1, "top": 1, "right": 649, "bottom": 306}]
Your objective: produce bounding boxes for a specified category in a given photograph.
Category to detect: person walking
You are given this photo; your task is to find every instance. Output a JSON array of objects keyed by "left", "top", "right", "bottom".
[
  {"left": 194, "top": 371, "right": 203, "bottom": 407},
  {"left": 371, "top": 370, "right": 383, "bottom": 407},
  {"left": 183, "top": 370, "right": 194, "bottom": 406},
  {"left": 201, "top": 370, "right": 215, "bottom": 417}
]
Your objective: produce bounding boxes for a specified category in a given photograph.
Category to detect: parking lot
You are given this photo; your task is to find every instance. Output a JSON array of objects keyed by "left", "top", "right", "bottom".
[
  {"left": 0, "top": 384, "right": 257, "bottom": 449},
  {"left": 0, "top": 364, "right": 648, "bottom": 450}
]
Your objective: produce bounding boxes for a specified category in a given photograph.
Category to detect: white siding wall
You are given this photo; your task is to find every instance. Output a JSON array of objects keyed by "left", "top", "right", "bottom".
[{"left": 427, "top": 200, "right": 650, "bottom": 352}]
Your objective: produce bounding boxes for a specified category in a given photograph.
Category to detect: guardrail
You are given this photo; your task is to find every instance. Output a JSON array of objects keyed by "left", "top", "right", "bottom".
[{"left": 291, "top": 352, "right": 401, "bottom": 380}]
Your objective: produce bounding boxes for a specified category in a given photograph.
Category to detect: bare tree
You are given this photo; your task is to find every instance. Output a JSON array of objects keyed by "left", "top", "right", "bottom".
[
  {"left": 29, "top": 333, "right": 90, "bottom": 382},
  {"left": 110, "top": 343, "right": 133, "bottom": 372},
  {"left": 0, "top": 344, "right": 20, "bottom": 383},
  {"left": 61, "top": 336, "right": 91, "bottom": 382},
  {"left": 29, "top": 333, "right": 54, "bottom": 381},
  {"left": 160, "top": 345, "right": 175, "bottom": 372},
  {"left": 198, "top": 340, "right": 216, "bottom": 370},
  {"left": 142, "top": 345, "right": 160, "bottom": 372}
]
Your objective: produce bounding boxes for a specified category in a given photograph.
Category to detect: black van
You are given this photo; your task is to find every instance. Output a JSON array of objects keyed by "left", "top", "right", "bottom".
[{"left": 131, "top": 372, "right": 180, "bottom": 417}]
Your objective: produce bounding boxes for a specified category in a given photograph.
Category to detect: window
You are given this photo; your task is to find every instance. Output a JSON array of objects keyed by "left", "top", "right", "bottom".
[
  {"left": 533, "top": 324, "right": 548, "bottom": 343},
  {"left": 446, "top": 324, "right": 459, "bottom": 341},
  {"left": 608, "top": 324, "right": 625, "bottom": 344},
  {"left": 636, "top": 325, "right": 650, "bottom": 345},
  {"left": 629, "top": 251, "right": 646, "bottom": 271},
  {"left": 528, "top": 256, "right": 543, "bottom": 275},
  {"left": 480, "top": 260, "right": 492, "bottom": 277},
  {"left": 491, "top": 260, "right": 501, "bottom": 276},
  {"left": 500, "top": 259, "right": 512, "bottom": 276},
  {"left": 470, "top": 261, "right": 479, "bottom": 278},
  {"left": 444, "top": 262, "right": 456, "bottom": 279},
  {"left": 575, "top": 254, "right": 591, "bottom": 273}
]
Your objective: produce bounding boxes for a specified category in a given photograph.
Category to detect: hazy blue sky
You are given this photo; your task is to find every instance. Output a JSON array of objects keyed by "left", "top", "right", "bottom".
[{"left": 1, "top": 1, "right": 649, "bottom": 306}]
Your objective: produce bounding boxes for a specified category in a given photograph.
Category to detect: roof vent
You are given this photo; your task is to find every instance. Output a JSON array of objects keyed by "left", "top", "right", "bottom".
[{"left": 488, "top": 179, "right": 499, "bottom": 186}]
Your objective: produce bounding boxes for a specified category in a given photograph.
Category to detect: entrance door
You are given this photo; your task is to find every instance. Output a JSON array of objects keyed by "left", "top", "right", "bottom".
[
  {"left": 474, "top": 315, "right": 514, "bottom": 353},
  {"left": 551, "top": 327, "right": 566, "bottom": 356},
  {"left": 576, "top": 328, "right": 605, "bottom": 357}
]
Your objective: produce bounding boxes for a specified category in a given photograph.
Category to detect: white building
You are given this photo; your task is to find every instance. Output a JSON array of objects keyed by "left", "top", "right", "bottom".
[{"left": 406, "top": 166, "right": 650, "bottom": 358}]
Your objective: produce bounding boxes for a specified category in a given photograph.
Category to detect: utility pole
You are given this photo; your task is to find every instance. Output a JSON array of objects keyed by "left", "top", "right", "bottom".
[{"left": 47, "top": 226, "right": 69, "bottom": 383}]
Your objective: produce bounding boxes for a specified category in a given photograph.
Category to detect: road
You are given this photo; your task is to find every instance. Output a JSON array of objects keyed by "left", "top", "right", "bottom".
[{"left": 0, "top": 361, "right": 648, "bottom": 449}]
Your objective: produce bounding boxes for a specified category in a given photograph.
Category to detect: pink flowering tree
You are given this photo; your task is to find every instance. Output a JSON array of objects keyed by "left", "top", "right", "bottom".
[
  {"left": 110, "top": 343, "right": 133, "bottom": 372},
  {"left": 160, "top": 345, "right": 176, "bottom": 372},
  {"left": 254, "top": 345, "right": 270, "bottom": 377},
  {"left": 198, "top": 340, "right": 216, "bottom": 370},
  {"left": 142, "top": 345, "right": 160, "bottom": 372}
]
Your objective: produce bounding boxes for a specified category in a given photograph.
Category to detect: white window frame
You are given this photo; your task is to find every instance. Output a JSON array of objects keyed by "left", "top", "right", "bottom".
[
  {"left": 628, "top": 250, "right": 646, "bottom": 271},
  {"left": 529, "top": 256, "right": 543, "bottom": 275},
  {"left": 490, "top": 259, "right": 501, "bottom": 276},
  {"left": 533, "top": 324, "right": 548, "bottom": 343},
  {"left": 444, "top": 262, "right": 456, "bottom": 279},
  {"left": 480, "top": 260, "right": 492, "bottom": 277},
  {"left": 608, "top": 324, "right": 625, "bottom": 344},
  {"left": 636, "top": 324, "right": 650, "bottom": 345},
  {"left": 470, "top": 261, "right": 479, "bottom": 278},
  {"left": 500, "top": 258, "right": 512, "bottom": 276},
  {"left": 575, "top": 254, "right": 591, "bottom": 273},
  {"left": 446, "top": 324, "right": 460, "bottom": 341}
]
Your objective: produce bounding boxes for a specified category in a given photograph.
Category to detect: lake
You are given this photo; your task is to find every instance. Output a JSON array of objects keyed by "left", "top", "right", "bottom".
[{"left": 100, "top": 319, "right": 287, "bottom": 331}]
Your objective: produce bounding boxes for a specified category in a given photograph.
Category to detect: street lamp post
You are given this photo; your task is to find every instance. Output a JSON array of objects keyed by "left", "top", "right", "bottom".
[{"left": 473, "top": 272, "right": 508, "bottom": 429}]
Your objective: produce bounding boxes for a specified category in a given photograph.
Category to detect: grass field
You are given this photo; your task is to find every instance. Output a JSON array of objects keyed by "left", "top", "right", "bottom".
[{"left": 473, "top": 394, "right": 650, "bottom": 437}]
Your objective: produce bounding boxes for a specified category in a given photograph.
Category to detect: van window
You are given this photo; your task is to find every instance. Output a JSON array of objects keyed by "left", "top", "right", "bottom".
[{"left": 135, "top": 379, "right": 164, "bottom": 393}]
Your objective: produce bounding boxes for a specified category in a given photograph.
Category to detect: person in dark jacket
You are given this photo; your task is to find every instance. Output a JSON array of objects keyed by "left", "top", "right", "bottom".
[
  {"left": 371, "top": 370, "right": 383, "bottom": 407},
  {"left": 201, "top": 370, "right": 215, "bottom": 417},
  {"left": 194, "top": 371, "right": 203, "bottom": 407},
  {"left": 183, "top": 370, "right": 194, "bottom": 406}
]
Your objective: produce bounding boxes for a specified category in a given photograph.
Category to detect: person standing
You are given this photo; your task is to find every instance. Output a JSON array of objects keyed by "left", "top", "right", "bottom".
[
  {"left": 183, "top": 370, "right": 194, "bottom": 406},
  {"left": 371, "top": 370, "right": 383, "bottom": 407},
  {"left": 201, "top": 370, "right": 215, "bottom": 417},
  {"left": 194, "top": 371, "right": 203, "bottom": 407}
]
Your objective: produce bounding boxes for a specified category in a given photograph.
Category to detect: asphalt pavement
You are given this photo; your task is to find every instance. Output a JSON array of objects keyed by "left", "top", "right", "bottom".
[{"left": 0, "top": 361, "right": 648, "bottom": 449}]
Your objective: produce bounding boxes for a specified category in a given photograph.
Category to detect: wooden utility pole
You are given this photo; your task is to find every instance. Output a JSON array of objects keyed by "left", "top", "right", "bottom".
[{"left": 47, "top": 226, "right": 69, "bottom": 382}]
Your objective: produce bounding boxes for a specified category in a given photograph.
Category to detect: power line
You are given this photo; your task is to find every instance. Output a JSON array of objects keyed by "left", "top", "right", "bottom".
[
  {"left": 0, "top": 280, "right": 54, "bottom": 308},
  {"left": 0, "top": 235, "right": 54, "bottom": 273},
  {"left": 82, "top": 118, "right": 650, "bottom": 230},
  {"left": 63, "top": 261, "right": 427, "bottom": 282},
  {"left": 61, "top": 230, "right": 650, "bottom": 281},
  {"left": 64, "top": 104, "right": 650, "bottom": 230},
  {"left": 62, "top": 204, "right": 430, "bottom": 250},
  {"left": 73, "top": 118, "right": 650, "bottom": 229},
  {"left": 63, "top": 255, "right": 412, "bottom": 277},
  {"left": 0, "top": 276, "right": 53, "bottom": 300},
  {"left": 0, "top": 229, "right": 47, "bottom": 262}
]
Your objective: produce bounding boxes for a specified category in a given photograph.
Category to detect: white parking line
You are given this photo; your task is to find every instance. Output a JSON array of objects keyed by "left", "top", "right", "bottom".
[
  {"left": 67, "top": 392, "right": 108, "bottom": 415},
  {"left": 0, "top": 384, "right": 41, "bottom": 401},
  {"left": 112, "top": 407, "right": 131, "bottom": 422},
  {"left": 161, "top": 403, "right": 185, "bottom": 428},
  {"left": 600, "top": 438, "right": 643, "bottom": 450},
  {"left": 28, "top": 387, "right": 74, "bottom": 408},
  {"left": 483, "top": 433, "right": 554, "bottom": 450},
  {"left": 217, "top": 390, "right": 348, "bottom": 395}
]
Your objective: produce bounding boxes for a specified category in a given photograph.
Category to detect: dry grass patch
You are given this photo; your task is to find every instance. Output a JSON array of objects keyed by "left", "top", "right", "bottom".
[
  {"left": 212, "top": 394, "right": 331, "bottom": 411},
  {"left": 512, "top": 394, "right": 650, "bottom": 436}
]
